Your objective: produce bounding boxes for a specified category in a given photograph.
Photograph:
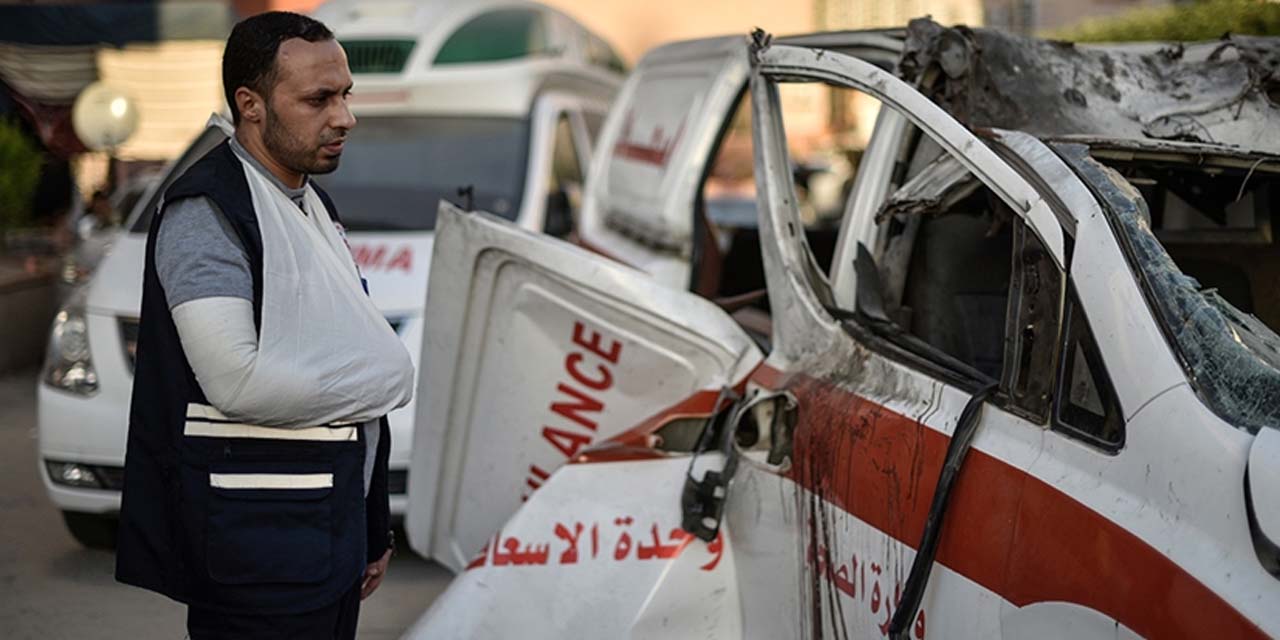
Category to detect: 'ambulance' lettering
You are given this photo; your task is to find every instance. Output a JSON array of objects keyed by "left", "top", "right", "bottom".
[
  {"left": 550, "top": 384, "right": 603, "bottom": 431},
  {"left": 525, "top": 321, "right": 624, "bottom": 498},
  {"left": 349, "top": 243, "right": 414, "bottom": 274}
]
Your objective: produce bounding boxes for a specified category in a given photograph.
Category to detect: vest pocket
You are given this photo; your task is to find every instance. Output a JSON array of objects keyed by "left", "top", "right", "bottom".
[{"left": 206, "top": 467, "right": 334, "bottom": 585}]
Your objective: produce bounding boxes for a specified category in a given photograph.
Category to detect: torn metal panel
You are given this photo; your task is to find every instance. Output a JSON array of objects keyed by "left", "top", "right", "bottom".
[
  {"left": 1057, "top": 142, "right": 1280, "bottom": 434},
  {"left": 874, "top": 154, "right": 980, "bottom": 223},
  {"left": 900, "top": 18, "right": 1280, "bottom": 152}
]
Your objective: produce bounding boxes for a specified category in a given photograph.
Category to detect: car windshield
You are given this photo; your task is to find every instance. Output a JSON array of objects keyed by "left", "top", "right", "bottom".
[
  {"left": 315, "top": 116, "right": 529, "bottom": 231},
  {"left": 1059, "top": 142, "right": 1280, "bottom": 434},
  {"left": 130, "top": 116, "right": 530, "bottom": 234}
]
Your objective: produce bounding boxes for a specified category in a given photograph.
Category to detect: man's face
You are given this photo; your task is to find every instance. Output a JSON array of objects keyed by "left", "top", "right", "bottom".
[{"left": 261, "top": 38, "right": 355, "bottom": 175}]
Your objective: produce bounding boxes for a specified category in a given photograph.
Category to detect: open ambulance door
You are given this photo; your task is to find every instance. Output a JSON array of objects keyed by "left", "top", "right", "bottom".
[
  {"left": 577, "top": 31, "right": 902, "bottom": 290},
  {"left": 406, "top": 202, "right": 762, "bottom": 571}
]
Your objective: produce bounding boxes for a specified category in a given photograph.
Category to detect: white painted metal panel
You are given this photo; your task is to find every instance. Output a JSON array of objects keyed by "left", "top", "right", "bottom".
[
  {"left": 403, "top": 457, "right": 741, "bottom": 638},
  {"left": 407, "top": 202, "right": 760, "bottom": 570}
]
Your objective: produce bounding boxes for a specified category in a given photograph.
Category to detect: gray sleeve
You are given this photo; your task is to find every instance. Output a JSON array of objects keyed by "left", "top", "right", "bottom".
[{"left": 155, "top": 196, "right": 253, "bottom": 309}]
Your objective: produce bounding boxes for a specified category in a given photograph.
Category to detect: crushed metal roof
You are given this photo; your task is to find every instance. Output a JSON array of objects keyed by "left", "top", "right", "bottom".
[{"left": 898, "top": 18, "right": 1280, "bottom": 153}]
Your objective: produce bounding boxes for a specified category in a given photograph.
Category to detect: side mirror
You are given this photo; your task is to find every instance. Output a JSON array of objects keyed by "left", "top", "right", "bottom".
[
  {"left": 544, "top": 189, "right": 573, "bottom": 238},
  {"left": 1247, "top": 428, "right": 1280, "bottom": 576}
]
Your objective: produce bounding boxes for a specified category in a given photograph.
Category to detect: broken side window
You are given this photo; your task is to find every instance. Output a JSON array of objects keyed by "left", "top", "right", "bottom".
[
  {"left": 1060, "top": 142, "right": 1280, "bottom": 434},
  {"left": 841, "top": 119, "right": 1064, "bottom": 420},
  {"left": 695, "top": 83, "right": 886, "bottom": 346},
  {"left": 1054, "top": 289, "right": 1124, "bottom": 451},
  {"left": 873, "top": 144, "right": 1016, "bottom": 382}
]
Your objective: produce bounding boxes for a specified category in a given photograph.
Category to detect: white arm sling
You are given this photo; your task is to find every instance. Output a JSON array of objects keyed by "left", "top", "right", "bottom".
[{"left": 171, "top": 156, "right": 414, "bottom": 428}]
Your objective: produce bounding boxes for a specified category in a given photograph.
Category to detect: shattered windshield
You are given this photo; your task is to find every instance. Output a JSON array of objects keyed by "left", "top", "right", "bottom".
[{"left": 1058, "top": 142, "right": 1280, "bottom": 433}]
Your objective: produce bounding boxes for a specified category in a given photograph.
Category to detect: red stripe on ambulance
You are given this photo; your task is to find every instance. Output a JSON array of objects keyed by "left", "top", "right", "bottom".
[{"left": 749, "top": 365, "right": 1265, "bottom": 640}]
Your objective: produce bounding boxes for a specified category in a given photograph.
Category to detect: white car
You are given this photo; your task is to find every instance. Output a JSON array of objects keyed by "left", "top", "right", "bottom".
[
  {"left": 37, "top": 0, "right": 621, "bottom": 548},
  {"left": 401, "top": 21, "right": 1280, "bottom": 638}
]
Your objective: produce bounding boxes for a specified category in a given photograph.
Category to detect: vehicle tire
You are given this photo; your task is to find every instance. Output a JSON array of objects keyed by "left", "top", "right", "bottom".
[{"left": 62, "top": 511, "right": 118, "bottom": 550}]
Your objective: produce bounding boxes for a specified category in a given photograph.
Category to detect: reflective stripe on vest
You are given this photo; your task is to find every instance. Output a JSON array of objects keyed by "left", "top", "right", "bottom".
[
  {"left": 184, "top": 403, "right": 359, "bottom": 441},
  {"left": 209, "top": 472, "right": 334, "bottom": 490}
]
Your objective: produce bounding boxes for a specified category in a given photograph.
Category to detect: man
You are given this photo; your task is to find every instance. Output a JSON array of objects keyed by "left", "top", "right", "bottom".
[{"left": 115, "top": 12, "right": 414, "bottom": 639}]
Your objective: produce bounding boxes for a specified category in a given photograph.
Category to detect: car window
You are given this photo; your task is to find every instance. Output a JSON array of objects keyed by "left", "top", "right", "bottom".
[
  {"left": 316, "top": 115, "right": 530, "bottom": 231},
  {"left": 542, "top": 113, "right": 583, "bottom": 237},
  {"left": 585, "top": 33, "right": 626, "bottom": 74},
  {"left": 1063, "top": 143, "right": 1280, "bottom": 435},
  {"left": 1054, "top": 290, "right": 1124, "bottom": 451},
  {"left": 748, "top": 67, "right": 1066, "bottom": 410},
  {"left": 551, "top": 114, "right": 583, "bottom": 185},
  {"left": 695, "top": 84, "right": 882, "bottom": 303},
  {"left": 433, "top": 8, "right": 550, "bottom": 65},
  {"left": 875, "top": 141, "right": 1016, "bottom": 381},
  {"left": 865, "top": 117, "right": 1065, "bottom": 412},
  {"left": 583, "top": 111, "right": 605, "bottom": 148}
]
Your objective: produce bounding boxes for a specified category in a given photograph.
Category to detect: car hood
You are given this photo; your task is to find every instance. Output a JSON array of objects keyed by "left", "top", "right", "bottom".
[{"left": 86, "top": 233, "right": 145, "bottom": 316}]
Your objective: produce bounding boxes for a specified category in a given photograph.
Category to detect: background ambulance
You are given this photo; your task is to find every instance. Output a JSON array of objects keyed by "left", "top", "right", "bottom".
[{"left": 36, "top": 0, "right": 622, "bottom": 547}]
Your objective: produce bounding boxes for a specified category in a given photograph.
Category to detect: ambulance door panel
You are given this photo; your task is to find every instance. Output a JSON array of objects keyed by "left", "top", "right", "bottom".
[
  {"left": 406, "top": 202, "right": 761, "bottom": 571},
  {"left": 578, "top": 37, "right": 750, "bottom": 287},
  {"left": 725, "top": 46, "right": 1064, "bottom": 638}
]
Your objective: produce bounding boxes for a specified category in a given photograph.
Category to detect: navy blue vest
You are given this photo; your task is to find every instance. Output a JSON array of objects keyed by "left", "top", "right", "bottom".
[{"left": 115, "top": 141, "right": 391, "bottom": 615}]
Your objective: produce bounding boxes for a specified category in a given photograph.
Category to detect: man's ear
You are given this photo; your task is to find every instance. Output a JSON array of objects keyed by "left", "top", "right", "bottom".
[{"left": 234, "top": 86, "right": 266, "bottom": 124}]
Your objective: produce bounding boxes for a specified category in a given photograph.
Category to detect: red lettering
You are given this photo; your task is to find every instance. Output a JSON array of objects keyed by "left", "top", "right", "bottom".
[
  {"left": 367, "top": 246, "right": 387, "bottom": 269},
  {"left": 542, "top": 426, "right": 592, "bottom": 459},
  {"left": 572, "top": 322, "right": 621, "bottom": 364},
  {"left": 386, "top": 247, "right": 412, "bottom": 272},
  {"left": 550, "top": 383, "right": 602, "bottom": 431},
  {"left": 565, "top": 353, "right": 612, "bottom": 391}
]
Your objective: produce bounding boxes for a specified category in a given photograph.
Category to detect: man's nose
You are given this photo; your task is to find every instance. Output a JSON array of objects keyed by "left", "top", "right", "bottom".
[{"left": 333, "top": 102, "right": 356, "bottom": 131}]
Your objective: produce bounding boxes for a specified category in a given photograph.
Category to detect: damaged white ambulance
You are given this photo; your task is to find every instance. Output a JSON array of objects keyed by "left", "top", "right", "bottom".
[
  {"left": 403, "top": 20, "right": 1280, "bottom": 638},
  {"left": 37, "top": 0, "right": 620, "bottom": 547}
]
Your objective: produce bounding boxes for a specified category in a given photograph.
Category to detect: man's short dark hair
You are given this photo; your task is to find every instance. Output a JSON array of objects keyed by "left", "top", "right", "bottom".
[{"left": 222, "top": 11, "right": 334, "bottom": 125}]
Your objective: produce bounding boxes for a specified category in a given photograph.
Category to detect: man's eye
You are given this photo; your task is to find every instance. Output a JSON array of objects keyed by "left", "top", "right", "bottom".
[{"left": 308, "top": 97, "right": 327, "bottom": 106}]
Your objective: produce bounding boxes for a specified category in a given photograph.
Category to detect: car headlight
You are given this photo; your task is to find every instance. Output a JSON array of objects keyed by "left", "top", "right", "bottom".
[
  {"left": 42, "top": 292, "right": 99, "bottom": 396},
  {"left": 45, "top": 460, "right": 103, "bottom": 488}
]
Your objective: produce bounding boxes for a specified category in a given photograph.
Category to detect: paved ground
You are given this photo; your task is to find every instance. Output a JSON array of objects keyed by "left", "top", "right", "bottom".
[{"left": 0, "top": 368, "right": 453, "bottom": 639}]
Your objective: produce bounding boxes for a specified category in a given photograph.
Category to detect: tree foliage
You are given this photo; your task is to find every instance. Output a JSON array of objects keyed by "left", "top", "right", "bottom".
[
  {"left": 1054, "top": 0, "right": 1280, "bottom": 42},
  {"left": 0, "top": 118, "right": 42, "bottom": 232}
]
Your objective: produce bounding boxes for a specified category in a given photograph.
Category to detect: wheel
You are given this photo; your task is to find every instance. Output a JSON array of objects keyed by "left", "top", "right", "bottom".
[{"left": 62, "top": 511, "right": 118, "bottom": 550}]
